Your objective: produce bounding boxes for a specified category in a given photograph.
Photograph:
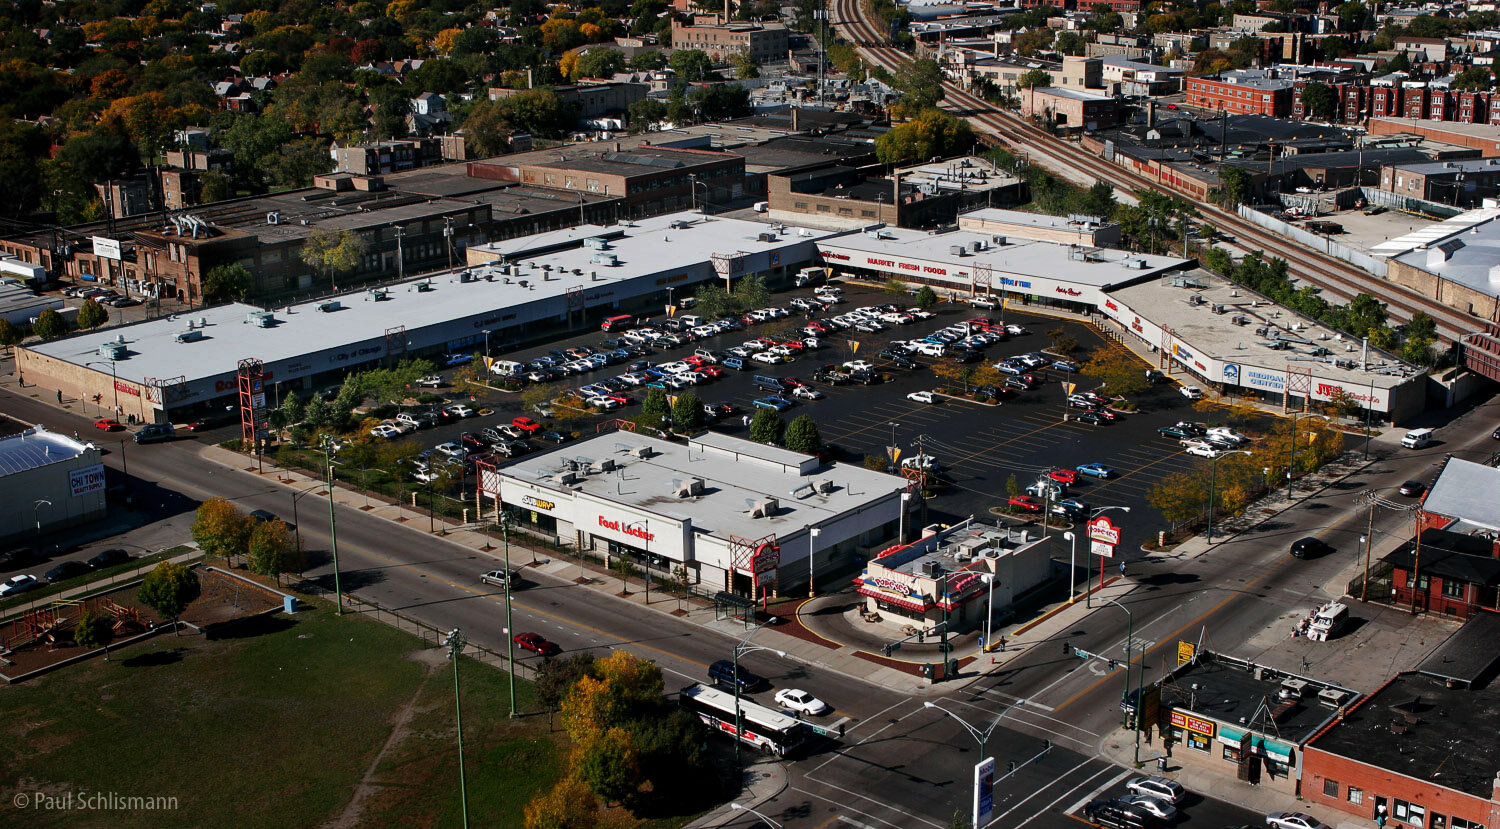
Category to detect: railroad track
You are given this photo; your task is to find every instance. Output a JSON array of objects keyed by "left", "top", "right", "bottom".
[{"left": 829, "top": 0, "right": 1480, "bottom": 346}]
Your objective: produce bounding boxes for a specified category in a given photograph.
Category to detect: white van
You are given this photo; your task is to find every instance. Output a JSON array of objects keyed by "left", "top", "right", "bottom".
[
  {"left": 1401, "top": 428, "right": 1435, "bottom": 449},
  {"left": 1307, "top": 602, "right": 1349, "bottom": 642},
  {"left": 490, "top": 359, "right": 524, "bottom": 377},
  {"left": 914, "top": 341, "right": 947, "bottom": 357}
]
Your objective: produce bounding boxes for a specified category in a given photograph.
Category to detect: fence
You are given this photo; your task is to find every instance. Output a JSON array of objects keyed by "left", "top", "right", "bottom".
[
  {"left": 1345, "top": 560, "right": 1393, "bottom": 603},
  {"left": 1235, "top": 205, "right": 1389, "bottom": 278},
  {"left": 1357, "top": 187, "right": 1465, "bottom": 220}
]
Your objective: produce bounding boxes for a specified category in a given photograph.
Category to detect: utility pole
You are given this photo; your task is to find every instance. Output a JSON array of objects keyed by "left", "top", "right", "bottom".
[
  {"left": 444, "top": 628, "right": 470, "bottom": 829},
  {"left": 1361, "top": 493, "right": 1376, "bottom": 602},
  {"left": 394, "top": 226, "right": 405, "bottom": 281},
  {"left": 501, "top": 511, "right": 518, "bottom": 717},
  {"left": 323, "top": 435, "right": 344, "bottom": 615},
  {"left": 444, "top": 217, "right": 455, "bottom": 271}
]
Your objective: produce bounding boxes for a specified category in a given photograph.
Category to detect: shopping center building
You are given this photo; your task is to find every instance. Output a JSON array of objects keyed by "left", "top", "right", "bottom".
[{"left": 489, "top": 430, "right": 907, "bottom": 598}]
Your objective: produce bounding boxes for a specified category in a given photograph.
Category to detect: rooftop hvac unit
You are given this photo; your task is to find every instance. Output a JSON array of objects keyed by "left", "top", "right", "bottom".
[
  {"left": 669, "top": 220, "right": 685, "bottom": 229},
  {"left": 246, "top": 310, "right": 274, "bottom": 327},
  {"left": 1211, "top": 304, "right": 1226, "bottom": 314},
  {"left": 1280, "top": 677, "right": 1309, "bottom": 698},
  {"left": 950, "top": 245, "right": 968, "bottom": 256},
  {"left": 458, "top": 271, "right": 473, "bottom": 283},
  {"left": 954, "top": 551, "right": 973, "bottom": 562},
  {"left": 815, "top": 479, "right": 836, "bottom": 494},
  {"left": 970, "top": 240, "right": 983, "bottom": 252},
  {"left": 631, "top": 445, "right": 653, "bottom": 458},
  {"left": 674, "top": 477, "right": 706, "bottom": 498},
  {"left": 590, "top": 458, "right": 617, "bottom": 474},
  {"left": 590, "top": 252, "right": 619, "bottom": 266},
  {"left": 748, "top": 497, "right": 779, "bottom": 518},
  {"left": 175, "top": 329, "right": 203, "bottom": 344},
  {"left": 368, "top": 289, "right": 389, "bottom": 301},
  {"left": 583, "top": 236, "right": 611, "bottom": 250},
  {"left": 757, "top": 232, "right": 777, "bottom": 243},
  {"left": 556, "top": 471, "right": 579, "bottom": 485},
  {"left": 921, "top": 560, "right": 942, "bottom": 578},
  {"left": 415, "top": 281, "right": 433, "bottom": 293},
  {"left": 991, "top": 235, "right": 1007, "bottom": 246},
  {"left": 266, "top": 212, "right": 281, "bottom": 225},
  {"left": 1317, "top": 687, "right": 1355, "bottom": 708},
  {"left": 97, "top": 341, "right": 127, "bottom": 360},
  {"left": 317, "top": 300, "right": 342, "bottom": 312}
]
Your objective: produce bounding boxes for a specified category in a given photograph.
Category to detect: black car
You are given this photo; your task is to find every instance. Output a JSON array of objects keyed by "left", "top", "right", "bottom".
[
  {"left": 951, "top": 349, "right": 984, "bottom": 363},
  {"left": 1005, "top": 377, "right": 1034, "bottom": 391},
  {"left": 891, "top": 356, "right": 919, "bottom": 371},
  {"left": 849, "top": 370, "right": 879, "bottom": 385},
  {"left": 44, "top": 559, "right": 90, "bottom": 584},
  {"left": 1290, "top": 537, "right": 1333, "bottom": 559},
  {"left": 1074, "top": 411, "right": 1107, "bottom": 425},
  {"left": 1083, "top": 799, "right": 1160, "bottom": 829},
  {"left": 1493, "top": 426, "right": 1500, "bottom": 440},
  {"left": 537, "top": 430, "right": 570, "bottom": 444},
  {"left": 0, "top": 546, "right": 40, "bottom": 570},
  {"left": 87, "top": 548, "right": 131, "bottom": 569}
]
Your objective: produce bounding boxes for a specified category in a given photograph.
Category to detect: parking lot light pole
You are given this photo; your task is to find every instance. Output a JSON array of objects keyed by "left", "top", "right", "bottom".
[
  {"left": 1062, "top": 531, "right": 1077, "bottom": 603},
  {"left": 733, "top": 619, "right": 785, "bottom": 770},
  {"left": 443, "top": 627, "right": 470, "bottom": 829},
  {"left": 322, "top": 435, "right": 344, "bottom": 615},
  {"left": 1206, "top": 451, "right": 1250, "bottom": 543}
]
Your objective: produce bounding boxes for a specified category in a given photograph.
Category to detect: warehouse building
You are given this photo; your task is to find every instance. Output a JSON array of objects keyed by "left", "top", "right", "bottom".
[
  {"left": 489, "top": 430, "right": 906, "bottom": 598},
  {"left": 0, "top": 427, "right": 108, "bottom": 544}
]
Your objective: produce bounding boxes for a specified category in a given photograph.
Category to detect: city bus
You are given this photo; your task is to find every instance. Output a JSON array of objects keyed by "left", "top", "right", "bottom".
[{"left": 679, "top": 683, "right": 809, "bottom": 757}]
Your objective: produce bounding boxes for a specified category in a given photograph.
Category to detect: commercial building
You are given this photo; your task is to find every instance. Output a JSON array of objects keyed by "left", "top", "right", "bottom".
[
  {"left": 469, "top": 145, "right": 747, "bottom": 217},
  {"left": 1300, "top": 671, "right": 1500, "bottom": 828},
  {"left": 957, "top": 208, "right": 1121, "bottom": 248},
  {"left": 15, "top": 212, "right": 836, "bottom": 423},
  {"left": 0, "top": 282, "right": 63, "bottom": 327},
  {"left": 488, "top": 81, "right": 648, "bottom": 121},
  {"left": 1379, "top": 157, "right": 1500, "bottom": 207},
  {"left": 1019, "top": 86, "right": 1123, "bottom": 130},
  {"left": 1378, "top": 527, "right": 1500, "bottom": 619},
  {"left": 1098, "top": 55, "right": 1184, "bottom": 96},
  {"left": 332, "top": 139, "right": 443, "bottom": 176},
  {"left": 0, "top": 427, "right": 108, "bottom": 544},
  {"left": 1369, "top": 117, "right": 1500, "bottom": 157},
  {"left": 669, "top": 16, "right": 789, "bottom": 64},
  {"left": 1100, "top": 271, "right": 1426, "bottom": 424},
  {"left": 853, "top": 520, "right": 1050, "bottom": 632},
  {"left": 490, "top": 430, "right": 905, "bottom": 598},
  {"left": 1144, "top": 648, "right": 1360, "bottom": 796},
  {"left": 1185, "top": 71, "right": 1295, "bottom": 117},
  {"left": 766, "top": 157, "right": 1022, "bottom": 228}
]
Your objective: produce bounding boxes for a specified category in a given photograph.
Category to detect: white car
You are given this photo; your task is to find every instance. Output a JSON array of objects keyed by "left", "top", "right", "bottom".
[
  {"left": 907, "top": 391, "right": 937, "bottom": 404},
  {"left": 1181, "top": 385, "right": 1204, "bottom": 400},
  {"left": 901, "top": 454, "right": 940, "bottom": 471},
  {"left": 435, "top": 442, "right": 467, "bottom": 459},
  {"left": 588, "top": 396, "right": 622, "bottom": 410},
  {"left": 1005, "top": 324, "right": 1027, "bottom": 336},
  {"left": 774, "top": 688, "right": 830, "bottom": 716},
  {"left": 445, "top": 404, "right": 476, "bottom": 418},
  {"left": 1121, "top": 794, "right": 1176, "bottom": 822},
  {"left": 658, "top": 361, "right": 691, "bottom": 374},
  {"left": 1266, "top": 813, "right": 1331, "bottom": 829},
  {"left": 369, "top": 424, "right": 402, "bottom": 439},
  {"left": 1125, "top": 777, "right": 1186, "bottom": 805},
  {"left": 617, "top": 373, "right": 646, "bottom": 386},
  {"left": 480, "top": 568, "right": 523, "bottom": 588},
  {"left": 842, "top": 360, "right": 874, "bottom": 372},
  {"left": 0, "top": 574, "right": 40, "bottom": 597},
  {"left": 1184, "top": 442, "right": 1219, "bottom": 458},
  {"left": 752, "top": 352, "right": 785, "bottom": 364},
  {"left": 792, "top": 386, "right": 824, "bottom": 400},
  {"left": 1206, "top": 427, "right": 1247, "bottom": 444},
  {"left": 417, "top": 375, "right": 444, "bottom": 388}
]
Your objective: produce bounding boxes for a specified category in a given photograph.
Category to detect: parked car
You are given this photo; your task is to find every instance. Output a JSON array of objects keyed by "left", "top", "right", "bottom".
[
  {"left": 1084, "top": 799, "right": 1161, "bottom": 829},
  {"left": 1158, "top": 425, "right": 1198, "bottom": 440},
  {"left": 907, "top": 391, "right": 937, "bottom": 404},
  {"left": 792, "top": 385, "right": 824, "bottom": 400},
  {"left": 512, "top": 632, "right": 560, "bottom": 656},
  {"left": 537, "top": 430, "right": 569, "bottom": 444},
  {"left": 1265, "top": 813, "right": 1331, "bottom": 829},
  {"left": 774, "top": 688, "right": 830, "bottom": 716},
  {"left": 417, "top": 375, "right": 444, "bottom": 388},
  {"left": 1075, "top": 463, "right": 1115, "bottom": 479},
  {"left": 1180, "top": 385, "right": 1204, "bottom": 400},
  {"left": 1183, "top": 442, "right": 1218, "bottom": 457},
  {"left": 94, "top": 418, "right": 123, "bottom": 431},
  {"left": 1008, "top": 495, "right": 1043, "bottom": 513},
  {"left": 1121, "top": 794, "right": 1176, "bottom": 822},
  {"left": 1049, "top": 468, "right": 1078, "bottom": 485},
  {"left": 44, "top": 560, "right": 90, "bottom": 583},
  {"left": 1125, "top": 777, "right": 1186, "bottom": 805},
  {"left": 1074, "top": 411, "right": 1107, "bottom": 425},
  {"left": 753, "top": 396, "right": 794, "bottom": 411},
  {"left": 87, "top": 548, "right": 131, "bottom": 569},
  {"left": 511, "top": 416, "right": 542, "bottom": 434},
  {"left": 0, "top": 574, "right": 41, "bottom": 597}
]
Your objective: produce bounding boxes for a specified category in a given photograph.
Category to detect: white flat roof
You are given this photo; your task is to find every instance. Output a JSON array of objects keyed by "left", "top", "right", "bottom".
[
  {"left": 817, "top": 225, "right": 1187, "bottom": 288},
  {"left": 27, "top": 212, "right": 841, "bottom": 393},
  {"left": 1382, "top": 211, "right": 1500, "bottom": 300},
  {"left": 960, "top": 207, "right": 1114, "bottom": 232},
  {"left": 1371, "top": 207, "right": 1500, "bottom": 255},
  {"left": 1424, "top": 458, "right": 1500, "bottom": 532},
  {"left": 500, "top": 430, "right": 904, "bottom": 542}
]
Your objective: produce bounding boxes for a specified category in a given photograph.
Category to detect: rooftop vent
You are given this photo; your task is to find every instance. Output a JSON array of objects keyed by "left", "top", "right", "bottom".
[
  {"left": 748, "top": 497, "right": 780, "bottom": 519},
  {"left": 317, "top": 300, "right": 342, "bottom": 313},
  {"left": 266, "top": 212, "right": 281, "bottom": 225},
  {"left": 590, "top": 252, "right": 619, "bottom": 266}
]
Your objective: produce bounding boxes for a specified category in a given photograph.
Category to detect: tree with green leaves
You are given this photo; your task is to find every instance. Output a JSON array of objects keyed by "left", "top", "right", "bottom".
[
  {"left": 1017, "top": 68, "right": 1052, "bottom": 89},
  {"left": 1300, "top": 82, "right": 1336, "bottom": 121},
  {"left": 569, "top": 48, "right": 627, "bottom": 81},
  {"left": 76, "top": 298, "right": 108, "bottom": 329},
  {"left": 202, "top": 263, "right": 254, "bottom": 303},
  {"left": 784, "top": 415, "right": 822, "bottom": 454},
  {"left": 248, "top": 519, "right": 304, "bottom": 586},
  {"left": 630, "top": 50, "right": 667, "bottom": 70},
  {"left": 883, "top": 278, "right": 907, "bottom": 296},
  {"left": 535, "top": 652, "right": 599, "bottom": 730},
  {"left": 1401, "top": 311, "right": 1438, "bottom": 365},
  {"left": 915, "top": 286, "right": 938, "bottom": 310},
  {"left": 1046, "top": 327, "right": 1079, "bottom": 355},
  {"left": 891, "top": 58, "right": 946, "bottom": 113},
  {"left": 191, "top": 496, "right": 255, "bottom": 566},
  {"left": 628, "top": 98, "right": 667, "bottom": 132},
  {"left": 750, "top": 408, "right": 785, "bottom": 444},
  {"left": 730, "top": 48, "right": 760, "bottom": 79},
  {"left": 671, "top": 391, "right": 705, "bottom": 432},
  {"left": 276, "top": 391, "right": 304, "bottom": 430},
  {"left": 300, "top": 229, "right": 367, "bottom": 291},
  {"left": 0, "top": 318, "right": 21, "bottom": 352},
  {"left": 612, "top": 554, "right": 637, "bottom": 594},
  {"left": 73, "top": 608, "right": 108, "bottom": 649},
  {"left": 875, "top": 108, "right": 975, "bottom": 166},
  {"left": 1218, "top": 165, "right": 1252, "bottom": 205},
  {"left": 641, "top": 387, "right": 669, "bottom": 425},
  {"left": 1453, "top": 66, "right": 1495, "bottom": 91},
  {"left": 138, "top": 561, "right": 201, "bottom": 630},
  {"left": 669, "top": 49, "right": 716, "bottom": 81},
  {"left": 734, "top": 273, "right": 771, "bottom": 311},
  {"left": 1082, "top": 350, "right": 1147, "bottom": 399},
  {"left": 1079, "top": 181, "right": 1117, "bottom": 218},
  {"left": 31, "top": 307, "right": 68, "bottom": 340},
  {"left": 575, "top": 727, "right": 641, "bottom": 805}
]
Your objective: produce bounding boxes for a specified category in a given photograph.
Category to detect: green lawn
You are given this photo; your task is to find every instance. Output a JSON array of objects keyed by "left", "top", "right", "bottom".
[{"left": 0, "top": 605, "right": 563, "bottom": 828}]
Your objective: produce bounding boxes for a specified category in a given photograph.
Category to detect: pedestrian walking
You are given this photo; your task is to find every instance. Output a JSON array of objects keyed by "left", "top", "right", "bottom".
[
  {"left": 742, "top": 414, "right": 751, "bottom": 427},
  {"left": 1119, "top": 560, "right": 1127, "bottom": 578},
  {"left": 56, "top": 390, "right": 62, "bottom": 404}
]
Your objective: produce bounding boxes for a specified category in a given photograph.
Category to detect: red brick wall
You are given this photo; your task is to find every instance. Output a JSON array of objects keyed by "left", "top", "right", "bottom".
[{"left": 1301, "top": 745, "right": 1496, "bottom": 827}]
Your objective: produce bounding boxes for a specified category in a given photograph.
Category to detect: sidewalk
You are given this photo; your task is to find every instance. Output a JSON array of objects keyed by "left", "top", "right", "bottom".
[
  {"left": 0, "top": 547, "right": 204, "bottom": 622},
  {"left": 1096, "top": 729, "right": 1369, "bottom": 829}
]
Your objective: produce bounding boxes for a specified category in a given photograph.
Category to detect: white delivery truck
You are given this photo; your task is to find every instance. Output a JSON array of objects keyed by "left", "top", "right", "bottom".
[{"left": 794, "top": 267, "right": 825, "bottom": 288}]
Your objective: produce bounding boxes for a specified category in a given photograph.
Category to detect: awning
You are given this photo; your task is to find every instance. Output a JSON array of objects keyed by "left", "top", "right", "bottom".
[
  {"left": 1216, "top": 726, "right": 1294, "bottom": 762},
  {"left": 857, "top": 585, "right": 931, "bottom": 614}
]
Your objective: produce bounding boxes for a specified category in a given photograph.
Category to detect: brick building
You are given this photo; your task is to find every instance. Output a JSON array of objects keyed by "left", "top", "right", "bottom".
[
  {"left": 1300, "top": 671, "right": 1500, "bottom": 829},
  {"left": 1290, "top": 80, "right": 1373, "bottom": 122},
  {"left": 669, "top": 16, "right": 788, "bottom": 63},
  {"left": 1185, "top": 71, "right": 1295, "bottom": 116},
  {"left": 1019, "top": 86, "right": 1122, "bottom": 130},
  {"left": 1380, "top": 158, "right": 1500, "bottom": 207},
  {"left": 1370, "top": 117, "right": 1500, "bottom": 156},
  {"left": 766, "top": 157, "right": 1023, "bottom": 228},
  {"left": 469, "top": 145, "right": 746, "bottom": 217},
  {"left": 332, "top": 138, "right": 443, "bottom": 176},
  {"left": 488, "top": 81, "right": 648, "bottom": 121},
  {"left": 1382, "top": 210, "right": 1500, "bottom": 324}
]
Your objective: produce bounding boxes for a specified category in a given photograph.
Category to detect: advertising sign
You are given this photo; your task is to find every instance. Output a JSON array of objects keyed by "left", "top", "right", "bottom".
[
  {"left": 1170, "top": 711, "right": 1216, "bottom": 737},
  {"left": 973, "top": 757, "right": 996, "bottom": 829},
  {"left": 70, "top": 463, "right": 107, "bottom": 496},
  {"left": 1177, "top": 640, "right": 1197, "bottom": 665},
  {"left": 1086, "top": 516, "right": 1121, "bottom": 545},
  {"left": 91, "top": 236, "right": 122, "bottom": 261},
  {"left": 1091, "top": 539, "right": 1116, "bottom": 558}
]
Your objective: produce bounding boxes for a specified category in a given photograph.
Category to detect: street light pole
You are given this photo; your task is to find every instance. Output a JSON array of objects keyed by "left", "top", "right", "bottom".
[
  {"left": 1102, "top": 596, "right": 1143, "bottom": 767},
  {"left": 444, "top": 628, "right": 470, "bottom": 829},
  {"left": 733, "top": 620, "right": 786, "bottom": 770},
  {"left": 32, "top": 499, "right": 51, "bottom": 539},
  {"left": 501, "top": 511, "right": 517, "bottom": 718},
  {"left": 322, "top": 435, "right": 344, "bottom": 615},
  {"left": 1062, "top": 531, "right": 1077, "bottom": 603},
  {"left": 1206, "top": 450, "right": 1250, "bottom": 543},
  {"left": 923, "top": 699, "right": 1005, "bottom": 764},
  {"left": 729, "top": 803, "right": 782, "bottom": 828}
]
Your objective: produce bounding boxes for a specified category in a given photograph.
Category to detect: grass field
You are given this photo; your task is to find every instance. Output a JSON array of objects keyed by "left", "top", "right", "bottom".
[{"left": 0, "top": 604, "right": 564, "bottom": 828}]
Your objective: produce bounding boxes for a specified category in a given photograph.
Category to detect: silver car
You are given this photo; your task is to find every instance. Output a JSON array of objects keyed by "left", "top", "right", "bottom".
[
  {"left": 1125, "top": 777, "right": 1185, "bottom": 805},
  {"left": 1121, "top": 794, "right": 1176, "bottom": 822}
]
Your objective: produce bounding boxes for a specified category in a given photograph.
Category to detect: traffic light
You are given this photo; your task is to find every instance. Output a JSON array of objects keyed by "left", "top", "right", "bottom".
[
  {"left": 1108, "top": 659, "right": 1118, "bottom": 671},
  {"left": 1007, "top": 761, "right": 1016, "bottom": 772},
  {"left": 1043, "top": 739, "right": 1052, "bottom": 751},
  {"left": 1062, "top": 641, "right": 1073, "bottom": 655}
]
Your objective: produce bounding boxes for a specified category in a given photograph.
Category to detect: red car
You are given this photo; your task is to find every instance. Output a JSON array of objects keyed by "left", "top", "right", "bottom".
[
  {"left": 682, "top": 355, "right": 709, "bottom": 367},
  {"left": 513, "top": 632, "right": 560, "bottom": 656},
  {"left": 694, "top": 366, "right": 723, "bottom": 380},
  {"left": 511, "top": 416, "right": 542, "bottom": 434},
  {"left": 606, "top": 392, "right": 635, "bottom": 405},
  {"left": 781, "top": 376, "right": 809, "bottom": 389},
  {"left": 93, "top": 418, "right": 123, "bottom": 431},
  {"left": 1008, "top": 495, "right": 1043, "bottom": 513},
  {"left": 1048, "top": 469, "right": 1078, "bottom": 485},
  {"left": 1088, "top": 407, "right": 1118, "bottom": 422}
]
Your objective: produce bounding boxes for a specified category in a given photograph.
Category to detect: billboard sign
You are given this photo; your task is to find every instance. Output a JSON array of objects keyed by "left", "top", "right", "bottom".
[
  {"left": 92, "top": 236, "right": 122, "bottom": 261},
  {"left": 973, "top": 757, "right": 996, "bottom": 829},
  {"left": 69, "top": 463, "right": 106, "bottom": 496}
]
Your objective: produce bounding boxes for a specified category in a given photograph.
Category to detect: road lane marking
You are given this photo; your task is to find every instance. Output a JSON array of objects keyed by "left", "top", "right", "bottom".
[
  {"left": 1063, "top": 769, "right": 1134, "bottom": 818},
  {"left": 983, "top": 759, "right": 1101, "bottom": 828},
  {"left": 788, "top": 785, "right": 935, "bottom": 829}
]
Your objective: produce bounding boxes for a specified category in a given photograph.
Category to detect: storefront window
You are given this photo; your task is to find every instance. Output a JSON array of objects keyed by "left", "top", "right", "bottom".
[
  {"left": 1349, "top": 788, "right": 1364, "bottom": 806},
  {"left": 1185, "top": 731, "right": 1211, "bottom": 752},
  {"left": 1222, "top": 746, "right": 1241, "bottom": 762}
]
